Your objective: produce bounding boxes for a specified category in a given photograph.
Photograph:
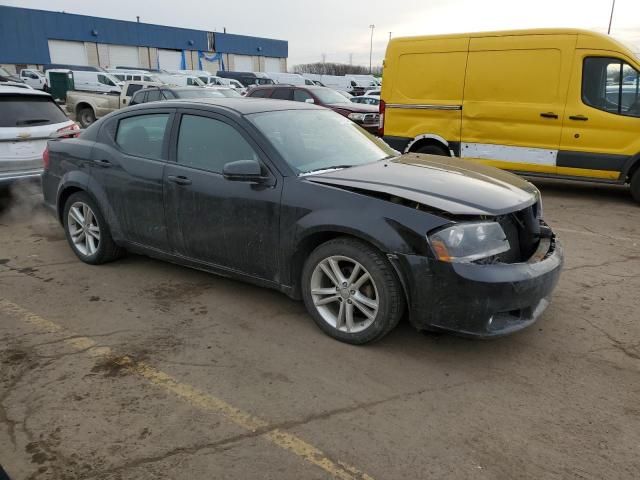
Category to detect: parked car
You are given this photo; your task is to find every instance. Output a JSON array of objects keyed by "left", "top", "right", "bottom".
[
  {"left": 364, "top": 89, "right": 380, "bottom": 97},
  {"left": 216, "top": 71, "right": 275, "bottom": 88},
  {"left": 349, "top": 74, "right": 381, "bottom": 88},
  {"left": 66, "top": 81, "right": 161, "bottom": 127},
  {"left": 318, "top": 75, "right": 368, "bottom": 95},
  {"left": 129, "top": 86, "right": 240, "bottom": 105},
  {"left": 265, "top": 72, "right": 314, "bottom": 86},
  {"left": 42, "top": 98, "right": 563, "bottom": 344},
  {"left": 154, "top": 74, "right": 206, "bottom": 87},
  {"left": 218, "top": 77, "right": 247, "bottom": 94},
  {"left": 382, "top": 28, "right": 640, "bottom": 202},
  {"left": 246, "top": 85, "right": 380, "bottom": 134},
  {"left": 351, "top": 95, "right": 380, "bottom": 106},
  {"left": 168, "top": 70, "right": 225, "bottom": 86},
  {"left": 19, "top": 69, "right": 47, "bottom": 90},
  {"left": 107, "top": 69, "right": 158, "bottom": 83},
  {"left": 0, "top": 86, "right": 78, "bottom": 186}
]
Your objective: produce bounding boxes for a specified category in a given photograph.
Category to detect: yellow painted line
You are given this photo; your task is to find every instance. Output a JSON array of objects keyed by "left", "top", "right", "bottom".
[{"left": 0, "top": 298, "right": 373, "bottom": 480}]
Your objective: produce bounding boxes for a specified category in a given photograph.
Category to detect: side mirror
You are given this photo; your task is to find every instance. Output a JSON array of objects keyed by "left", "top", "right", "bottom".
[
  {"left": 223, "top": 159, "right": 265, "bottom": 182},
  {"left": 305, "top": 98, "right": 315, "bottom": 104}
]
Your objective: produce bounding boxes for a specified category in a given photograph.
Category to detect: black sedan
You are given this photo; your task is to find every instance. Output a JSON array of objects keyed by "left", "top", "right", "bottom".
[{"left": 42, "top": 98, "right": 563, "bottom": 344}]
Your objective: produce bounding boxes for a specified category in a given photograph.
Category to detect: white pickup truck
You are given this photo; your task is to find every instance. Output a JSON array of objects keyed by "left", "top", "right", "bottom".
[{"left": 66, "top": 81, "right": 160, "bottom": 127}]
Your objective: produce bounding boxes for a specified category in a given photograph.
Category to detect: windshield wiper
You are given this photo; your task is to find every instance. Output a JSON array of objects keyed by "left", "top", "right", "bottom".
[
  {"left": 16, "top": 118, "right": 51, "bottom": 126},
  {"left": 300, "top": 165, "right": 354, "bottom": 176}
]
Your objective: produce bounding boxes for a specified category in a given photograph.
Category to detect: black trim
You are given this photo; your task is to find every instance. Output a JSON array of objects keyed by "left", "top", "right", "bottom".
[
  {"left": 556, "top": 150, "right": 628, "bottom": 172},
  {"left": 517, "top": 171, "right": 624, "bottom": 185},
  {"left": 448, "top": 141, "right": 461, "bottom": 157},
  {"left": 383, "top": 135, "right": 411, "bottom": 153}
]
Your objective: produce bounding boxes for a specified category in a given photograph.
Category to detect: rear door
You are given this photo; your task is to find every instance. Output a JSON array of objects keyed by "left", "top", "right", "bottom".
[
  {"left": 270, "top": 88, "right": 294, "bottom": 101},
  {"left": 461, "top": 34, "right": 575, "bottom": 174},
  {"left": 90, "top": 110, "right": 174, "bottom": 250},
  {"left": 163, "top": 109, "right": 282, "bottom": 281}
]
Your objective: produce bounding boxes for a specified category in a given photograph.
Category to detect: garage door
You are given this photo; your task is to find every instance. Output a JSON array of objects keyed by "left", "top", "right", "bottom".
[
  {"left": 264, "top": 57, "right": 283, "bottom": 73},
  {"left": 233, "top": 55, "right": 253, "bottom": 72},
  {"left": 108, "top": 45, "right": 139, "bottom": 68},
  {"left": 48, "top": 40, "right": 88, "bottom": 65},
  {"left": 158, "top": 49, "right": 183, "bottom": 70}
]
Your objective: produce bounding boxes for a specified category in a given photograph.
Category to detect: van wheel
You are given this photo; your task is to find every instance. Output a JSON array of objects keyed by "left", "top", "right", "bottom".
[
  {"left": 414, "top": 144, "right": 449, "bottom": 156},
  {"left": 77, "top": 107, "right": 96, "bottom": 128},
  {"left": 630, "top": 169, "right": 640, "bottom": 203}
]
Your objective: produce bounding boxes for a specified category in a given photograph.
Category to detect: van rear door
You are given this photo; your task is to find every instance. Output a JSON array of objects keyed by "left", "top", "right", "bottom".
[
  {"left": 461, "top": 34, "right": 575, "bottom": 175},
  {"left": 558, "top": 47, "right": 640, "bottom": 181}
]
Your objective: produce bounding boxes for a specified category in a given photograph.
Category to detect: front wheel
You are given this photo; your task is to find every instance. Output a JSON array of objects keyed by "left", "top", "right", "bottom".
[{"left": 301, "top": 237, "right": 405, "bottom": 344}]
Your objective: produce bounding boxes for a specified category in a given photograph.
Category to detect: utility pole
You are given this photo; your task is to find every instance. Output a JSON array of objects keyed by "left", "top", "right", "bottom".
[
  {"left": 369, "top": 24, "right": 375, "bottom": 74},
  {"left": 608, "top": 0, "right": 616, "bottom": 35},
  {"left": 349, "top": 53, "right": 353, "bottom": 65},
  {"left": 389, "top": 32, "right": 392, "bottom": 41}
]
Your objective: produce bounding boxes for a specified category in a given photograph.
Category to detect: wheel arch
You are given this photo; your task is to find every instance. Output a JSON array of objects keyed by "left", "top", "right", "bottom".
[{"left": 405, "top": 133, "right": 451, "bottom": 155}]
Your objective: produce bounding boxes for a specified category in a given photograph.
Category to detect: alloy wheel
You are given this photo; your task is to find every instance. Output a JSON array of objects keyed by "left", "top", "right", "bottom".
[
  {"left": 310, "top": 255, "right": 379, "bottom": 333},
  {"left": 67, "top": 201, "right": 100, "bottom": 256}
]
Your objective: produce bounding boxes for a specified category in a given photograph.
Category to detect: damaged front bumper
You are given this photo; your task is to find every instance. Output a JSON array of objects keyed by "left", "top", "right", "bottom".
[{"left": 392, "top": 237, "right": 563, "bottom": 338}]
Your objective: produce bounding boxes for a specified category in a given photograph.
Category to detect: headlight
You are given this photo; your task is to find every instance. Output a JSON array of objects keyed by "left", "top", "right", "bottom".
[
  {"left": 348, "top": 113, "right": 366, "bottom": 122},
  {"left": 428, "top": 222, "right": 510, "bottom": 263}
]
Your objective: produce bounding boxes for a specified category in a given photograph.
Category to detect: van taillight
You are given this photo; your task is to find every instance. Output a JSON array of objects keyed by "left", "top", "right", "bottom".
[
  {"left": 43, "top": 145, "right": 50, "bottom": 170},
  {"left": 378, "top": 99, "right": 385, "bottom": 137}
]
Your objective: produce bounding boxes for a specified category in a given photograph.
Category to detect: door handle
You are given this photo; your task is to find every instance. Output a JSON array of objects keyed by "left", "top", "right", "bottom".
[
  {"left": 94, "top": 159, "right": 112, "bottom": 168},
  {"left": 569, "top": 115, "right": 589, "bottom": 121},
  {"left": 167, "top": 175, "right": 192, "bottom": 186},
  {"left": 540, "top": 112, "right": 559, "bottom": 119}
]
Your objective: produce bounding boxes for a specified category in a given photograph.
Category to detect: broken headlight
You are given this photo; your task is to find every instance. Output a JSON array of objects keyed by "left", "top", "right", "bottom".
[{"left": 428, "top": 222, "right": 510, "bottom": 263}]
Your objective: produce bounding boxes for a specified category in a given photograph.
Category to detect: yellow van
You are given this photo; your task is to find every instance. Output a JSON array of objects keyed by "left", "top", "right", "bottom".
[{"left": 380, "top": 29, "right": 640, "bottom": 202}]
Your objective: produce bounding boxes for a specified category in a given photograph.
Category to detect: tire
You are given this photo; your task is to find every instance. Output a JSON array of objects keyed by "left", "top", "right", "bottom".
[
  {"left": 301, "top": 237, "right": 405, "bottom": 344},
  {"left": 414, "top": 144, "right": 449, "bottom": 156},
  {"left": 630, "top": 169, "right": 640, "bottom": 204},
  {"left": 77, "top": 107, "right": 96, "bottom": 128},
  {"left": 63, "top": 192, "right": 123, "bottom": 265}
]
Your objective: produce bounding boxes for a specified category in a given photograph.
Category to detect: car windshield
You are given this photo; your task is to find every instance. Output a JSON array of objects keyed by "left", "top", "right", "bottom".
[
  {"left": 0, "top": 67, "right": 13, "bottom": 76},
  {"left": 312, "top": 88, "right": 352, "bottom": 104},
  {"left": 217, "top": 88, "right": 241, "bottom": 97},
  {"left": 175, "top": 89, "right": 226, "bottom": 99},
  {"left": 248, "top": 109, "right": 395, "bottom": 174}
]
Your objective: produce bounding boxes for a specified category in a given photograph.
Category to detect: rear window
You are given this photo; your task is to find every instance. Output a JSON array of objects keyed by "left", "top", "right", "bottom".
[{"left": 0, "top": 95, "right": 68, "bottom": 127}]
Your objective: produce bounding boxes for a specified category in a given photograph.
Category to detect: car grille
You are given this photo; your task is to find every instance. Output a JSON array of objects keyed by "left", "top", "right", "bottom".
[
  {"left": 362, "top": 113, "right": 380, "bottom": 125},
  {"left": 492, "top": 202, "right": 542, "bottom": 263}
]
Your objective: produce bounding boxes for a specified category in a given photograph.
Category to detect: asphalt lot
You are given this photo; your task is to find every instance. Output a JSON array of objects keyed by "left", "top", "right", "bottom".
[{"left": 0, "top": 179, "right": 639, "bottom": 480}]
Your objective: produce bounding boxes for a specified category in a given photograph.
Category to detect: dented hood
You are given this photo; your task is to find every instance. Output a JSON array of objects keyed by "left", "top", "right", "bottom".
[{"left": 306, "top": 153, "right": 539, "bottom": 216}]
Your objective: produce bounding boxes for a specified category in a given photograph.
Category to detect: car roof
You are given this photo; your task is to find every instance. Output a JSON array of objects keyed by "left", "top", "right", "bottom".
[
  {"left": 127, "top": 97, "right": 322, "bottom": 115},
  {"left": 0, "top": 85, "right": 50, "bottom": 96}
]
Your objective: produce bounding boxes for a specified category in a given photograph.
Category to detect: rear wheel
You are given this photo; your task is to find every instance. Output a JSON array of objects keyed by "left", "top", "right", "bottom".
[
  {"left": 77, "top": 107, "right": 96, "bottom": 128},
  {"left": 631, "top": 169, "right": 640, "bottom": 204},
  {"left": 301, "top": 237, "right": 405, "bottom": 344},
  {"left": 414, "top": 144, "right": 449, "bottom": 156},
  {"left": 63, "top": 192, "right": 123, "bottom": 264}
]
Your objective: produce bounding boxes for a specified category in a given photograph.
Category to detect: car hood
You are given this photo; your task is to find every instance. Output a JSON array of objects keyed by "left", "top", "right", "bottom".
[{"left": 305, "top": 153, "right": 539, "bottom": 216}]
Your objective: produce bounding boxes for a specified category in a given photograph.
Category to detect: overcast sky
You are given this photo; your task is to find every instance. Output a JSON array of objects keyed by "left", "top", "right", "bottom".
[{"left": 2, "top": 0, "right": 639, "bottom": 67}]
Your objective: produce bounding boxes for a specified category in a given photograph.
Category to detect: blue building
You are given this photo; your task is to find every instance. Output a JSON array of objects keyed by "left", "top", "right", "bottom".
[{"left": 0, "top": 6, "right": 288, "bottom": 73}]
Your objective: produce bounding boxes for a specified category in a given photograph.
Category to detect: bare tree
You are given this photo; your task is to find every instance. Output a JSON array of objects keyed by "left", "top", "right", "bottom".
[{"left": 293, "top": 62, "right": 382, "bottom": 76}]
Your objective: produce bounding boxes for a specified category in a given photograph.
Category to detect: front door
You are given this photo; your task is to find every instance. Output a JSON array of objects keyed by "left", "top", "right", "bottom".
[
  {"left": 461, "top": 34, "right": 575, "bottom": 175},
  {"left": 163, "top": 110, "right": 282, "bottom": 282},
  {"left": 90, "top": 110, "right": 173, "bottom": 250},
  {"left": 558, "top": 52, "right": 640, "bottom": 180}
]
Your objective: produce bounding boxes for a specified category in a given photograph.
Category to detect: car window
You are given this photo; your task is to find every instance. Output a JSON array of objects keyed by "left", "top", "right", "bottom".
[
  {"left": 130, "top": 90, "right": 146, "bottom": 104},
  {"left": 583, "top": 57, "right": 640, "bottom": 117},
  {"left": 0, "top": 95, "right": 69, "bottom": 127},
  {"left": 98, "top": 74, "right": 116, "bottom": 86},
  {"left": 177, "top": 114, "right": 259, "bottom": 173},
  {"left": 146, "top": 89, "right": 161, "bottom": 102},
  {"left": 162, "top": 90, "right": 176, "bottom": 99},
  {"left": 293, "top": 89, "right": 314, "bottom": 102},
  {"left": 271, "top": 88, "right": 293, "bottom": 100},
  {"left": 351, "top": 97, "right": 362, "bottom": 103},
  {"left": 126, "top": 84, "right": 143, "bottom": 96},
  {"left": 250, "top": 89, "right": 270, "bottom": 98},
  {"left": 115, "top": 114, "right": 169, "bottom": 160}
]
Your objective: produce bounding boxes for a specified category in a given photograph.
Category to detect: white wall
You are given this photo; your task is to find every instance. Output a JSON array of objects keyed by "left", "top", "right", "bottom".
[{"left": 48, "top": 40, "right": 88, "bottom": 65}]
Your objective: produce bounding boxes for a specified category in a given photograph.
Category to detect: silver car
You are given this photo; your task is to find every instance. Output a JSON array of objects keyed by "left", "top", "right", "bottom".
[{"left": 0, "top": 86, "right": 77, "bottom": 186}]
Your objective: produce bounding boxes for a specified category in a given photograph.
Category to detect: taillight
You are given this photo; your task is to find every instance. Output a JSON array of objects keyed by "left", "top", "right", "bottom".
[
  {"left": 56, "top": 123, "right": 80, "bottom": 138},
  {"left": 43, "top": 145, "right": 50, "bottom": 170},
  {"left": 378, "top": 99, "right": 385, "bottom": 137}
]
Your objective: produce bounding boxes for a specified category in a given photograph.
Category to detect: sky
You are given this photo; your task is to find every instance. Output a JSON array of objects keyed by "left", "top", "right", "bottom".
[{"left": 2, "top": 0, "right": 639, "bottom": 67}]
